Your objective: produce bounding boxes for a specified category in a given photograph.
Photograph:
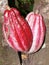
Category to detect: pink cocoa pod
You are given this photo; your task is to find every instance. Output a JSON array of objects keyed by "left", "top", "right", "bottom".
[
  {"left": 26, "top": 12, "right": 46, "bottom": 53},
  {"left": 2, "top": 8, "right": 33, "bottom": 53}
]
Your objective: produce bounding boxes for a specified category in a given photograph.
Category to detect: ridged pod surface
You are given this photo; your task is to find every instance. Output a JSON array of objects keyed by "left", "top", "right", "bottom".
[
  {"left": 3, "top": 8, "right": 33, "bottom": 53},
  {"left": 26, "top": 12, "right": 46, "bottom": 53}
]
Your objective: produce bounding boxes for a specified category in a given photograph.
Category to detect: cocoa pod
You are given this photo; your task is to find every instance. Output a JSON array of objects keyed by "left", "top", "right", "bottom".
[
  {"left": 26, "top": 12, "right": 46, "bottom": 53},
  {"left": 2, "top": 8, "right": 33, "bottom": 53}
]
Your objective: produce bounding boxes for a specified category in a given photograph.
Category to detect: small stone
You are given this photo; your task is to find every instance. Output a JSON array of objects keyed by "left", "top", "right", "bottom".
[{"left": 42, "top": 43, "right": 46, "bottom": 49}]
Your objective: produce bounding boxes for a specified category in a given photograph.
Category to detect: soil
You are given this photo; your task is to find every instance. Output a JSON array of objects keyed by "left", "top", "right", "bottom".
[{"left": 0, "top": 0, "right": 49, "bottom": 65}]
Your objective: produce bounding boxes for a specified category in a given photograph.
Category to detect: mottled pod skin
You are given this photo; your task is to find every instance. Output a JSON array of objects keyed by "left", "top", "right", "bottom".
[
  {"left": 26, "top": 12, "right": 46, "bottom": 53},
  {"left": 3, "top": 8, "right": 33, "bottom": 53}
]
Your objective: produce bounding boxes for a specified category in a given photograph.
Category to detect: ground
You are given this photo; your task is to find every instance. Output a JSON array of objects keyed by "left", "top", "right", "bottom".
[{"left": 0, "top": 0, "right": 49, "bottom": 65}]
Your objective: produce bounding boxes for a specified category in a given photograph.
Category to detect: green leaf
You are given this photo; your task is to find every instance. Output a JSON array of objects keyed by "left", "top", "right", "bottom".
[{"left": 15, "top": 0, "right": 34, "bottom": 16}]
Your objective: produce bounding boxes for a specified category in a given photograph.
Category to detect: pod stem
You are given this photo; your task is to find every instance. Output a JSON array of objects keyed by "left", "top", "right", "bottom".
[
  {"left": 6, "top": 5, "right": 10, "bottom": 10},
  {"left": 21, "top": 53, "right": 28, "bottom": 60},
  {"left": 35, "top": 0, "right": 45, "bottom": 14},
  {"left": 21, "top": 53, "right": 29, "bottom": 65},
  {"left": 18, "top": 52, "right": 29, "bottom": 65}
]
